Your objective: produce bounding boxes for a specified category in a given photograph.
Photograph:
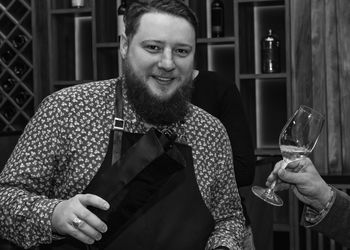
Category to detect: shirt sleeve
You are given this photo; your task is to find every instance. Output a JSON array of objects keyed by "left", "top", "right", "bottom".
[
  {"left": 300, "top": 187, "right": 350, "bottom": 247},
  {"left": 206, "top": 124, "right": 245, "bottom": 250},
  {"left": 0, "top": 94, "right": 65, "bottom": 249}
]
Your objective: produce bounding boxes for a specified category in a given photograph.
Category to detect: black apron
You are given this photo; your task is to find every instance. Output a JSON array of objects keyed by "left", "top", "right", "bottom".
[{"left": 43, "top": 88, "right": 214, "bottom": 250}]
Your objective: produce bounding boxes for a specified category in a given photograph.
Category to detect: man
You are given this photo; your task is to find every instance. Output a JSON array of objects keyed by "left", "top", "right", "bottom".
[
  {"left": 0, "top": 1, "right": 245, "bottom": 249},
  {"left": 267, "top": 157, "right": 350, "bottom": 247}
]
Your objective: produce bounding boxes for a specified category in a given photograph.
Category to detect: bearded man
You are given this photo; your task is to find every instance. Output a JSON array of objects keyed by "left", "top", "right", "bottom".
[{"left": 0, "top": 1, "right": 245, "bottom": 249}]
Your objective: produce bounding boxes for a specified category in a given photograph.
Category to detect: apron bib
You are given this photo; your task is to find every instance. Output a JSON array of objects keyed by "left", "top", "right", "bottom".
[{"left": 44, "top": 128, "right": 214, "bottom": 250}]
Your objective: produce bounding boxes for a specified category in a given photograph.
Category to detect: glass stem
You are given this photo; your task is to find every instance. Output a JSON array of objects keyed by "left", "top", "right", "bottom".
[{"left": 267, "top": 180, "right": 277, "bottom": 193}]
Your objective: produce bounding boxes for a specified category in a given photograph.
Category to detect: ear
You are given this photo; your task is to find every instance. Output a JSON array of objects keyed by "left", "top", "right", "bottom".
[{"left": 119, "top": 33, "right": 128, "bottom": 60}]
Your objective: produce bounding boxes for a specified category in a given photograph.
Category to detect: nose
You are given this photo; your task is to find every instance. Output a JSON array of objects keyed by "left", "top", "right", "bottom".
[{"left": 157, "top": 48, "right": 175, "bottom": 71}]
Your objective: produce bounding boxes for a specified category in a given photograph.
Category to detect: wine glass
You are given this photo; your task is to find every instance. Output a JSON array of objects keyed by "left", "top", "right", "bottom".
[{"left": 251, "top": 105, "right": 325, "bottom": 206}]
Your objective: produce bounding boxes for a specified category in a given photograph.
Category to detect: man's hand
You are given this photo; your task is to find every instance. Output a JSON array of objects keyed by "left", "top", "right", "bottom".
[
  {"left": 266, "top": 157, "right": 332, "bottom": 211},
  {"left": 51, "top": 194, "right": 110, "bottom": 244}
]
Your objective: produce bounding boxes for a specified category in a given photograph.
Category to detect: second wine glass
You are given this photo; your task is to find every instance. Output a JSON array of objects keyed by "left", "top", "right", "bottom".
[{"left": 252, "top": 105, "right": 325, "bottom": 206}]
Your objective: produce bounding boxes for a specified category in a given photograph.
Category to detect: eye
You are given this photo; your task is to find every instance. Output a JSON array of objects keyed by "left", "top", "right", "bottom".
[
  {"left": 174, "top": 48, "right": 190, "bottom": 57},
  {"left": 144, "top": 44, "right": 162, "bottom": 53}
]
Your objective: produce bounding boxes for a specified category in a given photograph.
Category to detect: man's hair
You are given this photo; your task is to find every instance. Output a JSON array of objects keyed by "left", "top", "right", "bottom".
[{"left": 124, "top": 0, "right": 198, "bottom": 40}]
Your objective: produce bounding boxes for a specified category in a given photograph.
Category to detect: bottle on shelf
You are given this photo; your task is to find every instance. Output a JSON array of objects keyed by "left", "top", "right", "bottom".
[
  {"left": 1, "top": 77, "right": 16, "bottom": 93},
  {"left": 261, "top": 29, "right": 281, "bottom": 73},
  {"left": 211, "top": 0, "right": 224, "bottom": 38},
  {"left": 12, "top": 63, "right": 28, "bottom": 78},
  {"left": 117, "top": 0, "right": 127, "bottom": 39},
  {"left": 14, "top": 91, "right": 30, "bottom": 107},
  {"left": 1, "top": 105, "right": 16, "bottom": 121},
  {"left": 0, "top": 49, "right": 15, "bottom": 65},
  {"left": 11, "top": 34, "right": 28, "bottom": 50},
  {"left": 71, "top": 0, "right": 85, "bottom": 8}
]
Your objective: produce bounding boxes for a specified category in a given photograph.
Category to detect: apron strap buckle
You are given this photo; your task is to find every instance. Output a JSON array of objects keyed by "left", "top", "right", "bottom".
[{"left": 113, "top": 117, "right": 125, "bottom": 131}]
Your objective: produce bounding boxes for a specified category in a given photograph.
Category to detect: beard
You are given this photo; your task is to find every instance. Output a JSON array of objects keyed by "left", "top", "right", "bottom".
[{"left": 123, "top": 59, "right": 193, "bottom": 126}]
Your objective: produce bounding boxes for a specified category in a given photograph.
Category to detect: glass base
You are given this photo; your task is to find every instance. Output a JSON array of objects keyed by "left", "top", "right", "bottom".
[{"left": 251, "top": 185, "right": 284, "bottom": 206}]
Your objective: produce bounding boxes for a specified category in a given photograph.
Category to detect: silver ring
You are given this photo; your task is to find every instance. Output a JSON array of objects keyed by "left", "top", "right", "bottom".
[{"left": 72, "top": 217, "right": 83, "bottom": 228}]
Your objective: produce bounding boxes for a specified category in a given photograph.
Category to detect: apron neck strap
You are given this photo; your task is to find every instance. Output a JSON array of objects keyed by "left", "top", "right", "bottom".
[{"left": 112, "top": 78, "right": 124, "bottom": 165}]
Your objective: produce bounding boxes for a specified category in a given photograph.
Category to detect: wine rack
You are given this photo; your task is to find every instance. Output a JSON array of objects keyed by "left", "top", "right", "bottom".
[{"left": 0, "top": 0, "right": 34, "bottom": 134}]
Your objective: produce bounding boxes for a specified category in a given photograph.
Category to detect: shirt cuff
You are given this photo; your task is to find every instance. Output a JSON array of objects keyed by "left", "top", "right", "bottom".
[{"left": 304, "top": 185, "right": 336, "bottom": 226}]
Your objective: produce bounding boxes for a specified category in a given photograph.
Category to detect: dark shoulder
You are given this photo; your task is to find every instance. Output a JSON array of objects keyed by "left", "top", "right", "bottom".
[{"left": 193, "top": 71, "right": 231, "bottom": 89}]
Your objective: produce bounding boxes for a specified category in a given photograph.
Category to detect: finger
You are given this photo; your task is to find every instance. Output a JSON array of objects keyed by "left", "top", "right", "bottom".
[
  {"left": 277, "top": 168, "right": 306, "bottom": 184},
  {"left": 272, "top": 160, "right": 285, "bottom": 173},
  {"left": 285, "top": 157, "right": 311, "bottom": 172},
  {"left": 273, "top": 182, "right": 290, "bottom": 192},
  {"left": 69, "top": 222, "right": 96, "bottom": 245},
  {"left": 78, "top": 194, "right": 110, "bottom": 211},
  {"left": 71, "top": 216, "right": 103, "bottom": 242},
  {"left": 74, "top": 202, "right": 108, "bottom": 234},
  {"left": 266, "top": 161, "right": 283, "bottom": 183}
]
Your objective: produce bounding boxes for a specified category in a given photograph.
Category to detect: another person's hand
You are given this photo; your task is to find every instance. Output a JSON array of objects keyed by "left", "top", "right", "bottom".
[
  {"left": 266, "top": 158, "right": 332, "bottom": 211},
  {"left": 51, "top": 194, "right": 110, "bottom": 244}
]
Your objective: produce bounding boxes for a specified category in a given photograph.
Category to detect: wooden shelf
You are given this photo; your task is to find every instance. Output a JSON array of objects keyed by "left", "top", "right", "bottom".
[
  {"left": 50, "top": 8, "right": 92, "bottom": 15},
  {"left": 240, "top": 73, "right": 287, "bottom": 79},
  {"left": 96, "top": 42, "right": 119, "bottom": 48},
  {"left": 197, "top": 36, "right": 236, "bottom": 44},
  {"left": 254, "top": 148, "right": 281, "bottom": 156}
]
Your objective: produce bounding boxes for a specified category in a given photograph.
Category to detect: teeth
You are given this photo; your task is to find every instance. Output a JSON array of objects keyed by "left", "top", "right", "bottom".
[{"left": 155, "top": 76, "right": 171, "bottom": 81}]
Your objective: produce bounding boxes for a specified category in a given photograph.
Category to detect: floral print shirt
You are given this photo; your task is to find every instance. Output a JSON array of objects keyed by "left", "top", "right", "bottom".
[{"left": 0, "top": 78, "right": 245, "bottom": 249}]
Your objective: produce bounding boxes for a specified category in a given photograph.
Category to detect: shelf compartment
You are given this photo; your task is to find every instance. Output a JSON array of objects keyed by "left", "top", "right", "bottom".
[
  {"left": 240, "top": 78, "right": 287, "bottom": 149},
  {"left": 200, "top": 0, "right": 235, "bottom": 38},
  {"left": 50, "top": 0, "right": 92, "bottom": 10},
  {"left": 8, "top": 0, "right": 30, "bottom": 23},
  {"left": 51, "top": 14, "right": 93, "bottom": 82},
  {"left": 0, "top": 12, "right": 16, "bottom": 36},
  {"left": 238, "top": 0, "right": 286, "bottom": 74},
  {"left": 95, "top": 0, "right": 117, "bottom": 43}
]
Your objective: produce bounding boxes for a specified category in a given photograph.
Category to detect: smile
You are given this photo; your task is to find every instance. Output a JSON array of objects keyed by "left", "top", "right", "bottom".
[{"left": 153, "top": 75, "right": 174, "bottom": 84}]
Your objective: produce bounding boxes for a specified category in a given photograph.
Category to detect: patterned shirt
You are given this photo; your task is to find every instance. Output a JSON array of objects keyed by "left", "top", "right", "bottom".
[{"left": 0, "top": 78, "right": 245, "bottom": 249}]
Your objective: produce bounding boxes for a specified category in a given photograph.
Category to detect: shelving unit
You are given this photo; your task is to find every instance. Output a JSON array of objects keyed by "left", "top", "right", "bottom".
[
  {"left": 48, "top": 0, "right": 120, "bottom": 92},
  {"left": 234, "top": 0, "right": 293, "bottom": 249},
  {"left": 0, "top": 0, "right": 34, "bottom": 134}
]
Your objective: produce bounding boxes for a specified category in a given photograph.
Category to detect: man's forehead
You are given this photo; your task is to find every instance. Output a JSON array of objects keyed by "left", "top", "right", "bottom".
[{"left": 134, "top": 12, "right": 196, "bottom": 43}]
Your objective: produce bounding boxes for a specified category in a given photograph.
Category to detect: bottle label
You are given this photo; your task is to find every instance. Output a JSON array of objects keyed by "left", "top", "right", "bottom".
[
  {"left": 118, "top": 16, "right": 125, "bottom": 37},
  {"left": 262, "top": 48, "right": 280, "bottom": 73}
]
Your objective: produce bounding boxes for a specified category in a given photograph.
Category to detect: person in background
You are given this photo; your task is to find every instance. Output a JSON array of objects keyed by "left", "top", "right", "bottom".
[
  {"left": 191, "top": 69, "right": 256, "bottom": 249},
  {"left": 0, "top": 0, "right": 245, "bottom": 249},
  {"left": 267, "top": 157, "right": 350, "bottom": 247}
]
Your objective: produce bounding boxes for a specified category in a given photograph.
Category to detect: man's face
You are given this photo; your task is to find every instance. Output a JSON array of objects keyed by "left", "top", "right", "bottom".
[
  {"left": 121, "top": 12, "right": 195, "bottom": 100},
  {"left": 120, "top": 12, "right": 196, "bottom": 125}
]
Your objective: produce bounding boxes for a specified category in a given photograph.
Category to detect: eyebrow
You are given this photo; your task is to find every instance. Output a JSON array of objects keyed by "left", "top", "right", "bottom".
[{"left": 141, "top": 40, "right": 193, "bottom": 48}]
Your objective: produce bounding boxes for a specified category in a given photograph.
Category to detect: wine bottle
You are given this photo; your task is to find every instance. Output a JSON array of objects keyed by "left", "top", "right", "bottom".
[
  {"left": 261, "top": 29, "right": 281, "bottom": 73},
  {"left": 0, "top": 49, "right": 15, "bottom": 64},
  {"left": 11, "top": 34, "right": 28, "bottom": 50},
  {"left": 14, "top": 91, "right": 29, "bottom": 107},
  {"left": 12, "top": 63, "right": 28, "bottom": 77},
  {"left": 117, "top": 0, "right": 126, "bottom": 38},
  {"left": 71, "top": 0, "right": 85, "bottom": 8},
  {"left": 211, "top": 0, "right": 224, "bottom": 37},
  {"left": 1, "top": 105, "right": 16, "bottom": 121},
  {"left": 1, "top": 77, "right": 16, "bottom": 93}
]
